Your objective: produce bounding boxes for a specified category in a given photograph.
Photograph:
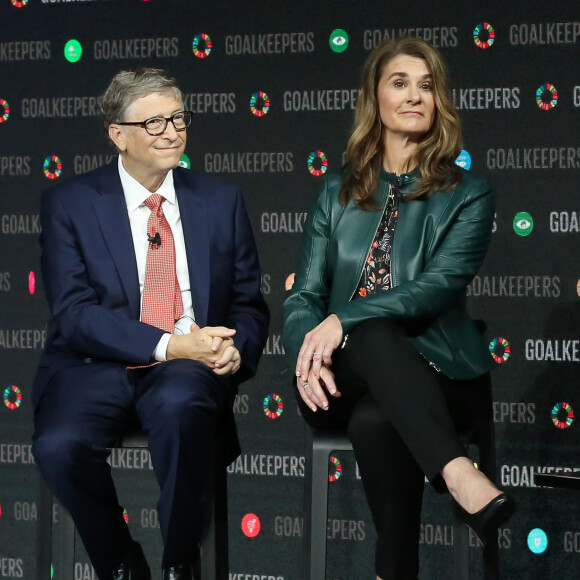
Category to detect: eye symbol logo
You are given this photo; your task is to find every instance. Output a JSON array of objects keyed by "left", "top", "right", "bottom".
[
  {"left": 513, "top": 212, "right": 534, "bottom": 236},
  {"left": 178, "top": 154, "right": 191, "bottom": 169},
  {"left": 329, "top": 29, "right": 349, "bottom": 53},
  {"left": 516, "top": 218, "right": 531, "bottom": 229}
]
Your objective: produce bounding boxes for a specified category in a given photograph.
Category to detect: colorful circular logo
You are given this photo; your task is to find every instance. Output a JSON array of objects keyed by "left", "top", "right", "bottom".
[
  {"left": 241, "top": 513, "right": 261, "bottom": 538},
  {"left": 307, "top": 151, "right": 328, "bottom": 176},
  {"left": 513, "top": 212, "right": 534, "bottom": 236},
  {"left": 64, "top": 39, "right": 83, "bottom": 63},
  {"left": 527, "top": 528, "right": 548, "bottom": 554},
  {"left": 11, "top": 0, "right": 28, "bottom": 7},
  {"left": 328, "top": 455, "right": 342, "bottom": 482},
  {"left": 329, "top": 29, "right": 349, "bottom": 53},
  {"left": 3, "top": 386, "right": 22, "bottom": 410},
  {"left": 263, "top": 393, "right": 284, "bottom": 419},
  {"left": 192, "top": 34, "right": 212, "bottom": 58},
  {"left": 551, "top": 401, "right": 575, "bottom": 429},
  {"left": 489, "top": 337, "right": 511, "bottom": 364},
  {"left": 536, "top": 83, "right": 558, "bottom": 111},
  {"left": 473, "top": 23, "right": 495, "bottom": 49},
  {"left": 250, "top": 91, "right": 270, "bottom": 117},
  {"left": 43, "top": 155, "right": 63, "bottom": 180},
  {"left": 179, "top": 154, "right": 191, "bottom": 169},
  {"left": 0, "top": 99, "right": 10, "bottom": 123},
  {"left": 455, "top": 150, "right": 472, "bottom": 170}
]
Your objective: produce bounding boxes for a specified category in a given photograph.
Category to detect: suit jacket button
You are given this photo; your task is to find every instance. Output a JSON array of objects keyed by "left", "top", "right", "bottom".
[{"left": 84, "top": 357, "right": 92, "bottom": 364}]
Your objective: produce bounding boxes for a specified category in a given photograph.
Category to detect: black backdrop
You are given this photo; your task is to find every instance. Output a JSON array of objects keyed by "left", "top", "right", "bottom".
[{"left": 1, "top": 1, "right": 579, "bottom": 578}]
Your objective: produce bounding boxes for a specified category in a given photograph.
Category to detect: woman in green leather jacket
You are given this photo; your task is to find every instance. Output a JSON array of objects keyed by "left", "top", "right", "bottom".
[{"left": 283, "top": 38, "right": 514, "bottom": 579}]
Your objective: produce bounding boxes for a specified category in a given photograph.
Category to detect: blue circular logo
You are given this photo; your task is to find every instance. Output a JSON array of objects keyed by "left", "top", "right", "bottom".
[
  {"left": 527, "top": 528, "right": 548, "bottom": 554},
  {"left": 455, "top": 150, "right": 472, "bottom": 170}
]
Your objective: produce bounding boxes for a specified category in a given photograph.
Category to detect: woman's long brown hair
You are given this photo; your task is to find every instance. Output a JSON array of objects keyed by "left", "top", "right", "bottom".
[{"left": 340, "top": 37, "right": 463, "bottom": 209}]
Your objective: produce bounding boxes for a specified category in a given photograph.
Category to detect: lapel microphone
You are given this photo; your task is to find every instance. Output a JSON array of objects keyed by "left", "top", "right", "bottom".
[{"left": 147, "top": 232, "right": 161, "bottom": 247}]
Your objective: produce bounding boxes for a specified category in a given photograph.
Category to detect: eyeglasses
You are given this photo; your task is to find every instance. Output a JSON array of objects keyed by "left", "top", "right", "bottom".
[{"left": 117, "top": 110, "right": 193, "bottom": 136}]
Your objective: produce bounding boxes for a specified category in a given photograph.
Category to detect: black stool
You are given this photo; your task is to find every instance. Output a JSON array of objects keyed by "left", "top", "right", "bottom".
[
  {"left": 302, "top": 400, "right": 499, "bottom": 580},
  {"left": 36, "top": 428, "right": 228, "bottom": 580}
]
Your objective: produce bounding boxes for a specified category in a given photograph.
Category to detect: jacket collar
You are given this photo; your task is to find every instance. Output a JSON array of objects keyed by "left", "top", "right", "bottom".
[{"left": 379, "top": 166, "right": 420, "bottom": 193}]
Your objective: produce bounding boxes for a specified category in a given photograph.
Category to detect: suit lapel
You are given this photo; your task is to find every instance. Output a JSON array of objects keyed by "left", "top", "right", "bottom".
[
  {"left": 174, "top": 171, "right": 210, "bottom": 328},
  {"left": 92, "top": 161, "right": 141, "bottom": 319}
]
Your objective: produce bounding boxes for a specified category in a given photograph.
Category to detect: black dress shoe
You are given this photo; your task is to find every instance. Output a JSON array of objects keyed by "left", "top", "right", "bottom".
[
  {"left": 112, "top": 541, "right": 151, "bottom": 580},
  {"left": 162, "top": 564, "right": 194, "bottom": 580},
  {"left": 453, "top": 493, "right": 515, "bottom": 544}
]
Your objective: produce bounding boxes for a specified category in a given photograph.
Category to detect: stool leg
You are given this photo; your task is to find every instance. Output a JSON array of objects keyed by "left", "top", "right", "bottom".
[
  {"left": 301, "top": 428, "right": 315, "bottom": 580},
  {"left": 311, "top": 442, "right": 332, "bottom": 580},
  {"left": 200, "top": 466, "right": 228, "bottom": 580},
  {"left": 213, "top": 469, "right": 229, "bottom": 580},
  {"left": 303, "top": 431, "right": 357, "bottom": 580},
  {"left": 201, "top": 497, "right": 217, "bottom": 580},
  {"left": 303, "top": 429, "right": 334, "bottom": 580},
  {"left": 199, "top": 503, "right": 215, "bottom": 580},
  {"left": 482, "top": 539, "right": 499, "bottom": 580},
  {"left": 453, "top": 519, "right": 470, "bottom": 580},
  {"left": 56, "top": 503, "right": 75, "bottom": 580},
  {"left": 36, "top": 478, "right": 53, "bottom": 580},
  {"left": 479, "top": 428, "right": 499, "bottom": 580}
]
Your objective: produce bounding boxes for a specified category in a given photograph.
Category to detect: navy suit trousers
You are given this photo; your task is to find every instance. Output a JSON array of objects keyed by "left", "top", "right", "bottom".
[{"left": 32, "top": 358, "right": 229, "bottom": 578}]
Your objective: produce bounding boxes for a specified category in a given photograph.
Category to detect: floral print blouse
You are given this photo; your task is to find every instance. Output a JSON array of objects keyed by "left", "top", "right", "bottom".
[{"left": 353, "top": 184, "right": 399, "bottom": 299}]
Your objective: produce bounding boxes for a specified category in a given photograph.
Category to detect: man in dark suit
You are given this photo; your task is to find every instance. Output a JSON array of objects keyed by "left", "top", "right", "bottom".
[{"left": 32, "top": 68, "right": 269, "bottom": 580}]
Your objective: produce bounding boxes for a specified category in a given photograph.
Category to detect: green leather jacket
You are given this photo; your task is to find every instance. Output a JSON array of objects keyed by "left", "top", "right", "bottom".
[{"left": 282, "top": 167, "right": 495, "bottom": 380}]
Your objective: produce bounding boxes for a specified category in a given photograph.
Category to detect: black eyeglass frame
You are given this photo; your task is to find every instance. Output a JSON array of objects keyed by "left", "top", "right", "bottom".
[{"left": 116, "top": 110, "right": 193, "bottom": 136}]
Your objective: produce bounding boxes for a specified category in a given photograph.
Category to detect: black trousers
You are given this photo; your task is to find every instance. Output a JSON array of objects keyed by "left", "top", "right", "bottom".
[
  {"left": 297, "top": 318, "right": 491, "bottom": 580},
  {"left": 32, "top": 358, "right": 229, "bottom": 579}
]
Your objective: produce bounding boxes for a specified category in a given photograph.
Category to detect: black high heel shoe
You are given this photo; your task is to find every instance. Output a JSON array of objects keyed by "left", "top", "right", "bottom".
[{"left": 453, "top": 493, "right": 515, "bottom": 544}]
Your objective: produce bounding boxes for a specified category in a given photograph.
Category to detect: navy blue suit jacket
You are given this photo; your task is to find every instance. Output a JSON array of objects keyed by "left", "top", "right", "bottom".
[{"left": 34, "top": 160, "right": 269, "bottom": 418}]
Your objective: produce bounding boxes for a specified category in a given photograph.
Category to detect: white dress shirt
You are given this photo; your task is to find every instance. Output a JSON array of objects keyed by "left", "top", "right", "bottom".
[{"left": 118, "top": 156, "right": 195, "bottom": 361}]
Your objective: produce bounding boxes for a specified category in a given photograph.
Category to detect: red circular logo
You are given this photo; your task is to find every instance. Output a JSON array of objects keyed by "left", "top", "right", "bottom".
[
  {"left": 241, "top": 513, "right": 261, "bottom": 537},
  {"left": 28, "top": 271, "right": 36, "bottom": 295}
]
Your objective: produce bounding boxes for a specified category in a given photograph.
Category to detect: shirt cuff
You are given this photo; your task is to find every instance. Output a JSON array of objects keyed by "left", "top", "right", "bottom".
[{"left": 153, "top": 333, "right": 172, "bottom": 362}]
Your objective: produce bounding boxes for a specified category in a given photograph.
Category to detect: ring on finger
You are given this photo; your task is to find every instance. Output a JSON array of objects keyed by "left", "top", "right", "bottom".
[
  {"left": 302, "top": 383, "right": 310, "bottom": 389},
  {"left": 313, "top": 352, "right": 323, "bottom": 356}
]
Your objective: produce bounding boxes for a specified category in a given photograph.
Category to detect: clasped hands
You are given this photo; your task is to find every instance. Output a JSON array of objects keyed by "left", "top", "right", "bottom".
[
  {"left": 295, "top": 314, "right": 343, "bottom": 412},
  {"left": 167, "top": 323, "right": 241, "bottom": 376}
]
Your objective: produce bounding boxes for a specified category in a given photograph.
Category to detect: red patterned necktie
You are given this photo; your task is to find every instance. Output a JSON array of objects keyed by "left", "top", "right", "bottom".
[{"left": 141, "top": 194, "right": 184, "bottom": 333}]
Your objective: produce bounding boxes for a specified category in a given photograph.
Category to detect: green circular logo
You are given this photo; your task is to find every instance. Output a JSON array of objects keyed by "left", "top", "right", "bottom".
[
  {"left": 513, "top": 212, "right": 534, "bottom": 236},
  {"left": 329, "top": 29, "right": 349, "bottom": 53},
  {"left": 178, "top": 154, "right": 191, "bottom": 169},
  {"left": 64, "top": 39, "right": 82, "bottom": 63}
]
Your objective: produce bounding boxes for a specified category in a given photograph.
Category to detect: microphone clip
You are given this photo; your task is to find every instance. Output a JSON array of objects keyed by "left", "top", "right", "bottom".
[{"left": 147, "top": 232, "right": 161, "bottom": 247}]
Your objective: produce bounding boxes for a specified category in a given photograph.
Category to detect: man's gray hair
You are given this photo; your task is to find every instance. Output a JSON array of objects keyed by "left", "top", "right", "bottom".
[{"left": 101, "top": 68, "right": 183, "bottom": 128}]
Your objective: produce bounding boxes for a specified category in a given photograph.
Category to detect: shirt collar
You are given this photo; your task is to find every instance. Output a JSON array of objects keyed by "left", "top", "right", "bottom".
[{"left": 118, "top": 155, "right": 177, "bottom": 212}]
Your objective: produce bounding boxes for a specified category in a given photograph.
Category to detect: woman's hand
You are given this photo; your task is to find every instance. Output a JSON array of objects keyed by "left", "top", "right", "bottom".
[
  {"left": 296, "top": 313, "right": 343, "bottom": 382},
  {"left": 297, "top": 365, "right": 340, "bottom": 412}
]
